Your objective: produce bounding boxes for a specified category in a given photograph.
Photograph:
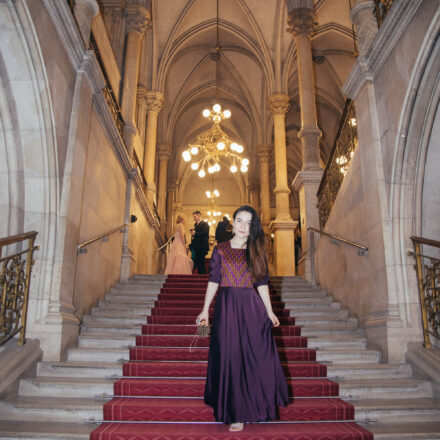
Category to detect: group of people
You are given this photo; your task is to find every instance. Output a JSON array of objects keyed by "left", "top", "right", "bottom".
[
  {"left": 164, "top": 211, "right": 233, "bottom": 275},
  {"left": 164, "top": 205, "right": 289, "bottom": 432}
]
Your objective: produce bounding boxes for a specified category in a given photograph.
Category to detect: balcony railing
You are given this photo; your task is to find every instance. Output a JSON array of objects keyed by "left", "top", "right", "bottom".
[
  {"left": 409, "top": 236, "right": 440, "bottom": 349},
  {"left": 374, "top": 0, "right": 394, "bottom": 27},
  {"left": 317, "top": 99, "right": 358, "bottom": 228},
  {"left": 0, "top": 232, "right": 39, "bottom": 346}
]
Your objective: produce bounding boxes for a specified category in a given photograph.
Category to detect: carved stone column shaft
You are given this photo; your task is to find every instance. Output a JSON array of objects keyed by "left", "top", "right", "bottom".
[
  {"left": 143, "top": 91, "right": 164, "bottom": 203},
  {"left": 157, "top": 145, "right": 171, "bottom": 224},
  {"left": 257, "top": 145, "right": 271, "bottom": 229},
  {"left": 166, "top": 180, "right": 177, "bottom": 239},
  {"left": 73, "top": 0, "right": 99, "bottom": 46}
]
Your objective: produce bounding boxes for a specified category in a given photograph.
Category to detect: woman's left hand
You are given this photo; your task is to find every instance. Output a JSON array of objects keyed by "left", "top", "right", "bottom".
[{"left": 267, "top": 311, "right": 280, "bottom": 327}]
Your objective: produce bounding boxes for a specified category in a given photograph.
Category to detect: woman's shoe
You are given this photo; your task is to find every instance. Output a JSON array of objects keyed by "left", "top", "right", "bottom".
[{"left": 229, "top": 422, "right": 244, "bottom": 432}]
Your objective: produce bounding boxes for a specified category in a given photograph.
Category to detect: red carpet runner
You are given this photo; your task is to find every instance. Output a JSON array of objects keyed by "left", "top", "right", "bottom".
[{"left": 90, "top": 274, "right": 373, "bottom": 439}]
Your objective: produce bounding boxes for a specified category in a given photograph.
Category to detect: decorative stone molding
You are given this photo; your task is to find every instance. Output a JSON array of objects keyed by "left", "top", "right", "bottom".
[
  {"left": 350, "top": 0, "right": 378, "bottom": 57},
  {"left": 257, "top": 145, "right": 271, "bottom": 161},
  {"left": 167, "top": 178, "right": 177, "bottom": 193},
  {"left": 137, "top": 84, "right": 147, "bottom": 101},
  {"left": 124, "top": 4, "right": 151, "bottom": 36},
  {"left": 269, "top": 93, "right": 290, "bottom": 115},
  {"left": 285, "top": 0, "right": 314, "bottom": 12},
  {"left": 157, "top": 144, "right": 171, "bottom": 161},
  {"left": 343, "top": 0, "right": 423, "bottom": 99},
  {"left": 292, "top": 169, "right": 324, "bottom": 192},
  {"left": 298, "top": 125, "right": 322, "bottom": 170},
  {"left": 146, "top": 91, "right": 164, "bottom": 113},
  {"left": 248, "top": 178, "right": 260, "bottom": 191},
  {"left": 269, "top": 219, "right": 297, "bottom": 232},
  {"left": 73, "top": 0, "right": 99, "bottom": 46},
  {"left": 287, "top": 8, "right": 317, "bottom": 37}
]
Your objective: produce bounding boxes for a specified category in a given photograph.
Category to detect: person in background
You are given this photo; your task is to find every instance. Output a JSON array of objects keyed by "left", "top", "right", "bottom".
[
  {"left": 164, "top": 214, "right": 193, "bottom": 275},
  {"left": 189, "top": 211, "right": 209, "bottom": 274},
  {"left": 189, "top": 228, "right": 196, "bottom": 267},
  {"left": 215, "top": 216, "right": 234, "bottom": 243}
]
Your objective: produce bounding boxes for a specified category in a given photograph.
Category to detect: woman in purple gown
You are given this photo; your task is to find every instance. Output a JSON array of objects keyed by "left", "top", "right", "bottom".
[{"left": 196, "top": 205, "right": 289, "bottom": 432}]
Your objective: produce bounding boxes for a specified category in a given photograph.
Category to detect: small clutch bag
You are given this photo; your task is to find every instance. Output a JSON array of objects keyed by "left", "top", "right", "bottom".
[{"left": 197, "top": 320, "right": 210, "bottom": 337}]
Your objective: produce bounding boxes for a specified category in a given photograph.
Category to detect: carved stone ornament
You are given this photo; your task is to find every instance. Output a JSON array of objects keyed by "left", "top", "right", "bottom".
[
  {"left": 350, "top": 1, "right": 378, "bottom": 57},
  {"left": 269, "top": 94, "right": 290, "bottom": 115},
  {"left": 158, "top": 144, "right": 171, "bottom": 161},
  {"left": 257, "top": 145, "right": 271, "bottom": 161},
  {"left": 124, "top": 5, "right": 151, "bottom": 35},
  {"left": 287, "top": 8, "right": 317, "bottom": 37},
  {"left": 146, "top": 91, "right": 164, "bottom": 112}
]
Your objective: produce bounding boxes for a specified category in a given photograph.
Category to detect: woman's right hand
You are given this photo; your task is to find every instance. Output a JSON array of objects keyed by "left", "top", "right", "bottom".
[{"left": 196, "top": 309, "right": 209, "bottom": 326}]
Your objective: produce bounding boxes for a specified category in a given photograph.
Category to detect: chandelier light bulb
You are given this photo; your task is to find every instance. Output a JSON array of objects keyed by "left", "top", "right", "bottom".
[
  {"left": 213, "top": 189, "right": 219, "bottom": 197},
  {"left": 208, "top": 221, "right": 212, "bottom": 226},
  {"left": 213, "top": 220, "right": 217, "bottom": 224},
  {"left": 240, "top": 165, "right": 248, "bottom": 173},
  {"left": 223, "top": 109, "right": 231, "bottom": 118},
  {"left": 191, "top": 162, "right": 199, "bottom": 170},
  {"left": 230, "top": 164, "right": 238, "bottom": 172},
  {"left": 217, "top": 142, "right": 225, "bottom": 150},
  {"left": 230, "top": 143, "right": 238, "bottom": 151},
  {"left": 242, "top": 158, "right": 249, "bottom": 166},
  {"left": 190, "top": 146, "right": 199, "bottom": 155},
  {"left": 198, "top": 169, "right": 206, "bottom": 178},
  {"left": 208, "top": 166, "right": 215, "bottom": 174},
  {"left": 213, "top": 103, "right": 221, "bottom": 113},
  {"left": 182, "top": 150, "right": 191, "bottom": 161},
  {"left": 206, "top": 191, "right": 211, "bottom": 198},
  {"left": 214, "top": 163, "right": 221, "bottom": 172},
  {"left": 236, "top": 144, "right": 244, "bottom": 153},
  {"left": 207, "top": 211, "right": 211, "bottom": 216},
  {"left": 203, "top": 109, "right": 211, "bottom": 118}
]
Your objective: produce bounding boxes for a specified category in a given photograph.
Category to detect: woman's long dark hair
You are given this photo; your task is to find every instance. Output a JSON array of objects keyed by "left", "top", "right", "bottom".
[{"left": 233, "top": 205, "right": 268, "bottom": 281}]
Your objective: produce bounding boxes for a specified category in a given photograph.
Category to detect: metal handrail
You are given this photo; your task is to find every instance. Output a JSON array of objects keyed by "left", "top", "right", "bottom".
[
  {"left": 77, "top": 223, "right": 129, "bottom": 254},
  {"left": 408, "top": 235, "right": 440, "bottom": 348},
  {"left": 0, "top": 231, "right": 39, "bottom": 346},
  {"left": 308, "top": 227, "right": 368, "bottom": 253}
]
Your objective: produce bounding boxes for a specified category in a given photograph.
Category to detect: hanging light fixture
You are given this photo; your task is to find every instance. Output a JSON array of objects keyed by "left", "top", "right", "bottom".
[{"left": 182, "top": 0, "right": 249, "bottom": 178}]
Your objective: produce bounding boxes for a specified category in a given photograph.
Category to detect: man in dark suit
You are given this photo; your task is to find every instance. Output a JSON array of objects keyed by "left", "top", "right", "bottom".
[
  {"left": 215, "top": 216, "right": 233, "bottom": 243},
  {"left": 189, "top": 211, "right": 210, "bottom": 274}
]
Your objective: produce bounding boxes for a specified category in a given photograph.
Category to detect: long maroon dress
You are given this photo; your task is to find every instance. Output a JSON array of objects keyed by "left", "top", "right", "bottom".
[{"left": 204, "top": 241, "right": 289, "bottom": 424}]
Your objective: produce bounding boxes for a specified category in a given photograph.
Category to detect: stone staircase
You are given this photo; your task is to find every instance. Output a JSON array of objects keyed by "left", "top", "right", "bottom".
[{"left": 0, "top": 275, "right": 439, "bottom": 439}]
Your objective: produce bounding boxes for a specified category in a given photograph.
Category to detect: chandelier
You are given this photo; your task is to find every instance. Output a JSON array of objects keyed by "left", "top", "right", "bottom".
[
  {"left": 205, "top": 189, "right": 229, "bottom": 227},
  {"left": 181, "top": 0, "right": 249, "bottom": 178},
  {"left": 182, "top": 105, "right": 249, "bottom": 178}
]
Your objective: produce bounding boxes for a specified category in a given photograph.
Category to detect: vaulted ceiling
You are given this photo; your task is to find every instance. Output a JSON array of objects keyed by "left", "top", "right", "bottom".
[{"left": 102, "top": 0, "right": 356, "bottom": 212}]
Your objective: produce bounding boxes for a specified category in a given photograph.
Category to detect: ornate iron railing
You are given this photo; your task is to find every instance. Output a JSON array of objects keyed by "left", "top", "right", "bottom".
[
  {"left": 374, "top": 0, "right": 394, "bottom": 27},
  {"left": 409, "top": 236, "right": 440, "bottom": 349},
  {"left": 317, "top": 99, "right": 358, "bottom": 228},
  {"left": 0, "top": 232, "right": 39, "bottom": 346}
]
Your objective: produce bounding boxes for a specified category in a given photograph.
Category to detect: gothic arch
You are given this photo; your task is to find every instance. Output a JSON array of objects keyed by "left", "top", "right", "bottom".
[
  {"left": 390, "top": 10, "right": 440, "bottom": 332},
  {"left": 0, "top": 1, "right": 59, "bottom": 326}
]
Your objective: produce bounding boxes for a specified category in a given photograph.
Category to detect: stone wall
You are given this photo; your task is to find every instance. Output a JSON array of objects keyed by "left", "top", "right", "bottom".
[{"left": 315, "top": 0, "right": 440, "bottom": 362}]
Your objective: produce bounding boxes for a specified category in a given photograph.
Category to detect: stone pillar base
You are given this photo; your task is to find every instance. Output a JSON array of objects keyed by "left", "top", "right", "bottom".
[
  {"left": 269, "top": 220, "right": 297, "bottom": 276},
  {"left": 292, "top": 169, "right": 323, "bottom": 283},
  {"left": 120, "top": 244, "right": 134, "bottom": 281}
]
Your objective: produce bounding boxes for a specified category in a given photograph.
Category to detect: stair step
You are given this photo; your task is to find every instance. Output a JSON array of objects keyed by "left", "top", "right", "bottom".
[
  {"left": 354, "top": 398, "right": 440, "bottom": 423},
  {"left": 67, "top": 347, "right": 129, "bottom": 363},
  {"left": 0, "top": 421, "right": 93, "bottom": 439},
  {"left": 37, "top": 361, "right": 122, "bottom": 378},
  {"left": 368, "top": 421, "right": 440, "bottom": 439},
  {"left": 327, "top": 363, "right": 412, "bottom": 379},
  {"left": 81, "top": 323, "right": 142, "bottom": 334},
  {"left": 78, "top": 335, "right": 135, "bottom": 349}
]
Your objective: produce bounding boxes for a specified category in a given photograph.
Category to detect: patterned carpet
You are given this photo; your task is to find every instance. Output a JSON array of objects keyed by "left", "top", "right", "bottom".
[{"left": 90, "top": 274, "right": 373, "bottom": 440}]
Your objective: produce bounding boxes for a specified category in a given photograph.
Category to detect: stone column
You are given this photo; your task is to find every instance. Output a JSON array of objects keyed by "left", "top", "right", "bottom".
[
  {"left": 248, "top": 178, "right": 260, "bottom": 212},
  {"left": 288, "top": 5, "right": 323, "bottom": 282},
  {"left": 268, "top": 94, "right": 296, "bottom": 276},
  {"left": 121, "top": 2, "right": 151, "bottom": 154},
  {"left": 143, "top": 91, "right": 164, "bottom": 203},
  {"left": 157, "top": 144, "right": 171, "bottom": 228},
  {"left": 166, "top": 179, "right": 177, "bottom": 239},
  {"left": 350, "top": 0, "right": 378, "bottom": 57},
  {"left": 136, "top": 85, "right": 148, "bottom": 148},
  {"left": 73, "top": 0, "right": 99, "bottom": 46},
  {"left": 257, "top": 145, "right": 271, "bottom": 231}
]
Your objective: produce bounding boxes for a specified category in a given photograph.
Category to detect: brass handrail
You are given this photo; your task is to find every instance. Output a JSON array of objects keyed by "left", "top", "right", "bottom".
[
  {"left": 409, "top": 236, "right": 440, "bottom": 348},
  {"left": 0, "top": 231, "right": 39, "bottom": 346},
  {"left": 308, "top": 227, "right": 368, "bottom": 253},
  {"left": 77, "top": 223, "right": 130, "bottom": 254}
]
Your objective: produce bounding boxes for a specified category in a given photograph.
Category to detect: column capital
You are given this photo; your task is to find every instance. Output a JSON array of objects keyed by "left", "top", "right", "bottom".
[
  {"left": 167, "top": 178, "right": 177, "bottom": 192},
  {"left": 137, "top": 84, "right": 147, "bottom": 101},
  {"left": 269, "top": 94, "right": 290, "bottom": 115},
  {"left": 257, "top": 145, "right": 271, "bottom": 161},
  {"left": 287, "top": 8, "right": 317, "bottom": 37},
  {"left": 158, "top": 144, "right": 171, "bottom": 161},
  {"left": 124, "top": 4, "right": 151, "bottom": 36},
  {"left": 248, "top": 178, "right": 260, "bottom": 191},
  {"left": 146, "top": 91, "right": 164, "bottom": 112},
  {"left": 292, "top": 169, "right": 324, "bottom": 192},
  {"left": 350, "top": 0, "right": 378, "bottom": 57}
]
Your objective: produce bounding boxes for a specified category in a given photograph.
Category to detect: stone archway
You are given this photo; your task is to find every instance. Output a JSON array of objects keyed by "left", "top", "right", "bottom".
[
  {"left": 390, "top": 12, "right": 440, "bottom": 345},
  {"left": 0, "top": 1, "right": 59, "bottom": 347}
]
